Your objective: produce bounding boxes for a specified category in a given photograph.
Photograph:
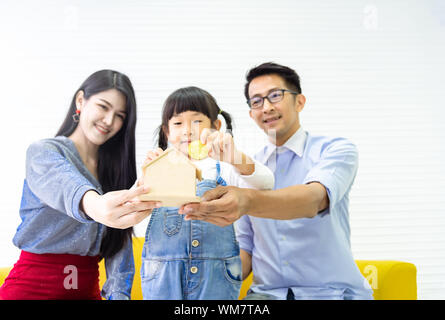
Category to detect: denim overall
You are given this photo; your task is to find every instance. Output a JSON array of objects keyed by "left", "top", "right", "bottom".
[{"left": 141, "top": 163, "right": 242, "bottom": 300}]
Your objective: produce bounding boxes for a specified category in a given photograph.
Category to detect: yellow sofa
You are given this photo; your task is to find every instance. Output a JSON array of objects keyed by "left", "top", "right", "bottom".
[
  {"left": 101, "top": 237, "right": 417, "bottom": 300},
  {"left": 1, "top": 237, "right": 417, "bottom": 300}
]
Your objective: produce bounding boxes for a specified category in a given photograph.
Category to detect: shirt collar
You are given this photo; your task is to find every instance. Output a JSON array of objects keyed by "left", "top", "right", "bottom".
[{"left": 261, "top": 127, "right": 307, "bottom": 163}]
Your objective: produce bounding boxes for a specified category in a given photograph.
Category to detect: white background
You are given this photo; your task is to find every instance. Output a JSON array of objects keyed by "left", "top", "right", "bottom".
[{"left": 0, "top": 0, "right": 444, "bottom": 299}]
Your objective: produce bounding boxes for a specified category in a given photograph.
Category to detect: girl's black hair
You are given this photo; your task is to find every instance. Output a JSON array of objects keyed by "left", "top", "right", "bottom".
[
  {"left": 156, "top": 86, "right": 233, "bottom": 150},
  {"left": 56, "top": 69, "right": 137, "bottom": 258}
]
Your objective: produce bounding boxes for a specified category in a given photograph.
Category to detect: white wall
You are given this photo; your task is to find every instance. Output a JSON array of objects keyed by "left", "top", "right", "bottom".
[{"left": 0, "top": 0, "right": 444, "bottom": 299}]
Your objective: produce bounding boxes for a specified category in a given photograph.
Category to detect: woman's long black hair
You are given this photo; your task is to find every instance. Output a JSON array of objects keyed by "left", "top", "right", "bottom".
[
  {"left": 157, "top": 86, "right": 233, "bottom": 150},
  {"left": 56, "top": 70, "right": 137, "bottom": 258}
]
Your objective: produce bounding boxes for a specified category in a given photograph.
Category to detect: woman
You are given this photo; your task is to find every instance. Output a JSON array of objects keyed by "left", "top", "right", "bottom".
[{"left": 0, "top": 70, "right": 159, "bottom": 300}]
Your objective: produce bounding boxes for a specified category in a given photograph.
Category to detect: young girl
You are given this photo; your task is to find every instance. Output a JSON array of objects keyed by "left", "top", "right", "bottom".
[
  {"left": 0, "top": 70, "right": 158, "bottom": 300},
  {"left": 140, "top": 86, "right": 274, "bottom": 300}
]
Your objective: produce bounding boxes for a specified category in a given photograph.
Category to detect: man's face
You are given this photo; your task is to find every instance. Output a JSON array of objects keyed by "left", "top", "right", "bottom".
[{"left": 248, "top": 74, "right": 305, "bottom": 146}]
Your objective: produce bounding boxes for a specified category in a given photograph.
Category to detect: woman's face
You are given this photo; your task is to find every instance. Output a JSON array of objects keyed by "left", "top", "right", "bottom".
[{"left": 76, "top": 88, "right": 127, "bottom": 146}]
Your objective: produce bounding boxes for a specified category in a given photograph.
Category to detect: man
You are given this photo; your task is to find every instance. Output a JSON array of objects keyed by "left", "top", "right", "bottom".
[{"left": 179, "top": 62, "right": 373, "bottom": 300}]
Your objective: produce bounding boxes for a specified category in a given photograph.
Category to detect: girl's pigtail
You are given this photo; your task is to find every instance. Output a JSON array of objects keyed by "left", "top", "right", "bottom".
[
  {"left": 157, "top": 125, "right": 169, "bottom": 150},
  {"left": 219, "top": 110, "right": 234, "bottom": 136}
]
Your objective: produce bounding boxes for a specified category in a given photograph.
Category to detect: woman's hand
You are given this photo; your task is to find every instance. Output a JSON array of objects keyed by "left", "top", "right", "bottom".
[{"left": 81, "top": 185, "right": 161, "bottom": 229}]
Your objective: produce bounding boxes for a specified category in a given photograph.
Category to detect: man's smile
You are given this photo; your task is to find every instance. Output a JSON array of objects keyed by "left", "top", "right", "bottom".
[{"left": 263, "top": 115, "right": 282, "bottom": 124}]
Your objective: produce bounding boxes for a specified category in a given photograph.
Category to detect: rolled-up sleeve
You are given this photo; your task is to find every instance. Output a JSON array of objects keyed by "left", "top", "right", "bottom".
[
  {"left": 26, "top": 141, "right": 99, "bottom": 223},
  {"left": 225, "top": 159, "right": 275, "bottom": 190},
  {"left": 302, "top": 138, "right": 359, "bottom": 213},
  {"left": 235, "top": 215, "right": 254, "bottom": 255},
  {"left": 101, "top": 237, "right": 135, "bottom": 300}
]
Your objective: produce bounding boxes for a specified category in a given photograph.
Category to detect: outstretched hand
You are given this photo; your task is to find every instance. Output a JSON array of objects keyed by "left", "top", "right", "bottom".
[
  {"left": 82, "top": 185, "right": 161, "bottom": 229},
  {"left": 178, "top": 186, "right": 250, "bottom": 227}
]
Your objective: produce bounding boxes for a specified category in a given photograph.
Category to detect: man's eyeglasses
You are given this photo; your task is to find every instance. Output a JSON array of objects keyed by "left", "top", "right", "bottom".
[{"left": 247, "top": 89, "right": 299, "bottom": 109}]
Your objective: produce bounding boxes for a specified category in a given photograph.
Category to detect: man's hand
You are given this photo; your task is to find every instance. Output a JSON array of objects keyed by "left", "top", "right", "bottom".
[{"left": 178, "top": 186, "right": 251, "bottom": 227}]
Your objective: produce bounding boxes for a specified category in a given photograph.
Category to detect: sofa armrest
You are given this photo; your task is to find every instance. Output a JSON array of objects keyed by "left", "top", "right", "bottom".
[
  {"left": 0, "top": 267, "right": 12, "bottom": 287},
  {"left": 238, "top": 260, "right": 417, "bottom": 300},
  {"left": 355, "top": 260, "right": 417, "bottom": 300}
]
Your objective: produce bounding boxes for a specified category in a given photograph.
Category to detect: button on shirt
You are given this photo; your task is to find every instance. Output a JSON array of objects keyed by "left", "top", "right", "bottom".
[{"left": 235, "top": 127, "right": 373, "bottom": 300}]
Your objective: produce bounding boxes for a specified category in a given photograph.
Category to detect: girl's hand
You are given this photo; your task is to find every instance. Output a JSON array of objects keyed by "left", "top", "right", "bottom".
[
  {"left": 200, "top": 129, "right": 255, "bottom": 175},
  {"left": 141, "top": 148, "right": 164, "bottom": 168},
  {"left": 200, "top": 129, "right": 236, "bottom": 164},
  {"left": 137, "top": 148, "right": 164, "bottom": 187},
  {"left": 81, "top": 186, "right": 161, "bottom": 229}
]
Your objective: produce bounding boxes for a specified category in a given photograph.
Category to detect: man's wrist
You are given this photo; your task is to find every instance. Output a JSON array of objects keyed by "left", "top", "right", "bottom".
[{"left": 240, "top": 187, "right": 256, "bottom": 216}]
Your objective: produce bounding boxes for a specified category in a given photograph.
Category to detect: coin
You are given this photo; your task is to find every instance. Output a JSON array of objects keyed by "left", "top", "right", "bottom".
[{"left": 188, "top": 140, "right": 209, "bottom": 160}]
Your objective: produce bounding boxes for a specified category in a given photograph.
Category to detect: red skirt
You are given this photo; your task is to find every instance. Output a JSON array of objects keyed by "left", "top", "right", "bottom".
[{"left": 0, "top": 251, "right": 101, "bottom": 300}]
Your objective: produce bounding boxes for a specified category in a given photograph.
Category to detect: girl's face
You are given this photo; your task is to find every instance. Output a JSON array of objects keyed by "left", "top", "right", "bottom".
[
  {"left": 76, "top": 88, "right": 127, "bottom": 146},
  {"left": 165, "top": 110, "right": 220, "bottom": 155}
]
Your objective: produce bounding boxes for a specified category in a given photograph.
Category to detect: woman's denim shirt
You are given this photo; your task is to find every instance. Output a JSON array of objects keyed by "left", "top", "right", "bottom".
[{"left": 12, "top": 136, "right": 134, "bottom": 300}]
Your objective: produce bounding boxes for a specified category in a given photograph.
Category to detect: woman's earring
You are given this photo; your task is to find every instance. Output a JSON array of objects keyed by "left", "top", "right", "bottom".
[{"left": 72, "top": 109, "right": 81, "bottom": 122}]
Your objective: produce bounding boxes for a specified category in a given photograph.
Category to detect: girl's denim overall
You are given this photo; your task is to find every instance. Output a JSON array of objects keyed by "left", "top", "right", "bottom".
[{"left": 141, "top": 163, "right": 242, "bottom": 300}]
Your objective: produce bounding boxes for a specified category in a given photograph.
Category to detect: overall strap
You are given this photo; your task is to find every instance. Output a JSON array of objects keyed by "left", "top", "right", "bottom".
[{"left": 215, "top": 161, "right": 227, "bottom": 186}]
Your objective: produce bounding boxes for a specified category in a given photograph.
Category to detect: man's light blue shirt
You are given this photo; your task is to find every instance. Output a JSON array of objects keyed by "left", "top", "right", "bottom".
[{"left": 235, "top": 127, "right": 373, "bottom": 300}]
